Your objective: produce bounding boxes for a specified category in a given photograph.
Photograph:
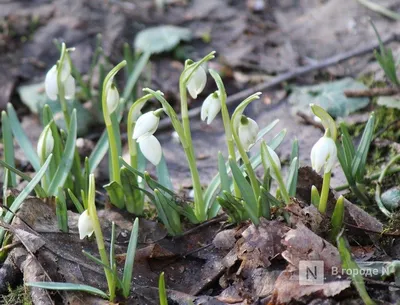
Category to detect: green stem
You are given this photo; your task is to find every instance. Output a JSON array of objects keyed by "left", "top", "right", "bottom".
[
  {"left": 209, "top": 69, "right": 240, "bottom": 197},
  {"left": 319, "top": 171, "right": 331, "bottom": 213},
  {"left": 88, "top": 174, "right": 115, "bottom": 301},
  {"left": 179, "top": 84, "right": 205, "bottom": 221},
  {"left": 57, "top": 43, "right": 71, "bottom": 127}
]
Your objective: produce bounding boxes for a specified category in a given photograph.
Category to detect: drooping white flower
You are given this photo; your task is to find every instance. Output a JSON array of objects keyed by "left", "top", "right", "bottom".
[
  {"left": 262, "top": 144, "right": 281, "bottom": 180},
  {"left": 201, "top": 91, "right": 221, "bottom": 124},
  {"left": 185, "top": 65, "right": 207, "bottom": 99},
  {"left": 310, "top": 136, "right": 337, "bottom": 174},
  {"left": 238, "top": 116, "right": 259, "bottom": 151},
  {"left": 37, "top": 124, "right": 54, "bottom": 161},
  {"left": 44, "top": 62, "right": 75, "bottom": 101},
  {"left": 138, "top": 135, "right": 162, "bottom": 166},
  {"left": 78, "top": 209, "right": 94, "bottom": 239},
  {"left": 132, "top": 111, "right": 160, "bottom": 139},
  {"left": 64, "top": 74, "right": 76, "bottom": 100},
  {"left": 106, "top": 83, "right": 120, "bottom": 114},
  {"left": 45, "top": 65, "right": 58, "bottom": 101}
]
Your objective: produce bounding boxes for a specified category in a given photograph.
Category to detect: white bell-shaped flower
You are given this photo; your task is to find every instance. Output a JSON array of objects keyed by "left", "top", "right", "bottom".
[
  {"left": 201, "top": 91, "right": 221, "bottom": 124},
  {"left": 133, "top": 111, "right": 160, "bottom": 139},
  {"left": 185, "top": 65, "right": 207, "bottom": 99},
  {"left": 106, "top": 84, "right": 120, "bottom": 114},
  {"left": 37, "top": 125, "right": 54, "bottom": 161},
  {"left": 311, "top": 136, "right": 337, "bottom": 174},
  {"left": 64, "top": 74, "right": 76, "bottom": 100},
  {"left": 238, "top": 116, "right": 259, "bottom": 151},
  {"left": 262, "top": 145, "right": 281, "bottom": 180},
  {"left": 138, "top": 135, "right": 162, "bottom": 166},
  {"left": 60, "top": 58, "right": 71, "bottom": 82},
  {"left": 45, "top": 65, "right": 58, "bottom": 101},
  {"left": 78, "top": 209, "right": 94, "bottom": 239}
]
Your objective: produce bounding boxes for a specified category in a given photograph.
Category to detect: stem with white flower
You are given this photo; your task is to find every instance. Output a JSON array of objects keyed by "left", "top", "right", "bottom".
[
  {"left": 209, "top": 69, "right": 240, "bottom": 197},
  {"left": 178, "top": 52, "right": 215, "bottom": 221},
  {"left": 310, "top": 104, "right": 338, "bottom": 213},
  {"left": 102, "top": 60, "right": 127, "bottom": 184},
  {"left": 57, "top": 43, "right": 72, "bottom": 127},
  {"left": 231, "top": 93, "right": 262, "bottom": 199}
]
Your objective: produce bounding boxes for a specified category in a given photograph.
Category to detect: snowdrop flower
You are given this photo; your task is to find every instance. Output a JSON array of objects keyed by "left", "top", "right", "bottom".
[
  {"left": 78, "top": 209, "right": 94, "bottom": 239},
  {"left": 138, "top": 135, "right": 162, "bottom": 166},
  {"left": 185, "top": 65, "right": 207, "bottom": 99},
  {"left": 201, "top": 91, "right": 221, "bottom": 124},
  {"left": 310, "top": 136, "right": 337, "bottom": 174},
  {"left": 37, "top": 124, "right": 54, "bottom": 162},
  {"left": 238, "top": 116, "right": 259, "bottom": 151},
  {"left": 44, "top": 61, "right": 75, "bottom": 101},
  {"left": 262, "top": 144, "right": 281, "bottom": 180},
  {"left": 106, "top": 83, "right": 120, "bottom": 114},
  {"left": 132, "top": 111, "right": 161, "bottom": 139}
]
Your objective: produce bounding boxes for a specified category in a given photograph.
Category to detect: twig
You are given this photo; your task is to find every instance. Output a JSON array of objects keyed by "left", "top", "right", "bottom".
[
  {"left": 158, "top": 33, "right": 399, "bottom": 130},
  {"left": 344, "top": 222, "right": 400, "bottom": 237},
  {"left": 173, "top": 214, "right": 228, "bottom": 239},
  {"left": 363, "top": 278, "right": 400, "bottom": 289},
  {"left": 344, "top": 87, "right": 400, "bottom": 97},
  {"left": 296, "top": 111, "right": 324, "bottom": 132}
]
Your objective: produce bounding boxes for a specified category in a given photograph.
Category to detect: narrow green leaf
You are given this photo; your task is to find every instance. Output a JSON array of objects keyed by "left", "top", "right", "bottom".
[
  {"left": 122, "top": 51, "right": 151, "bottom": 101},
  {"left": 311, "top": 185, "right": 320, "bottom": 207},
  {"left": 88, "top": 131, "right": 108, "bottom": 173},
  {"left": 229, "top": 158, "right": 259, "bottom": 224},
  {"left": 330, "top": 195, "right": 344, "bottom": 241},
  {"left": 286, "top": 157, "right": 299, "bottom": 197},
  {"left": 154, "top": 189, "right": 182, "bottom": 236},
  {"left": 0, "top": 155, "right": 52, "bottom": 244},
  {"left": 120, "top": 167, "right": 143, "bottom": 214},
  {"left": 25, "top": 282, "right": 108, "bottom": 299},
  {"left": 217, "top": 152, "right": 230, "bottom": 194},
  {"left": 67, "top": 189, "right": 84, "bottom": 213},
  {"left": 2, "top": 111, "right": 16, "bottom": 187},
  {"left": 351, "top": 113, "right": 375, "bottom": 182},
  {"left": 104, "top": 181, "right": 125, "bottom": 209},
  {"left": 258, "top": 186, "right": 271, "bottom": 220},
  {"left": 337, "top": 235, "right": 376, "bottom": 305},
  {"left": 159, "top": 272, "right": 168, "bottom": 305},
  {"left": 56, "top": 188, "right": 68, "bottom": 232},
  {"left": 122, "top": 218, "right": 139, "bottom": 298},
  {"left": 6, "top": 103, "right": 41, "bottom": 171},
  {"left": 156, "top": 154, "right": 173, "bottom": 190},
  {"left": 47, "top": 110, "right": 77, "bottom": 196},
  {"left": 217, "top": 192, "right": 246, "bottom": 223}
]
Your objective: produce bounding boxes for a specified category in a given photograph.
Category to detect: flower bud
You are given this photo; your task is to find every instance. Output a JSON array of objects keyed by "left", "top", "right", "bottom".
[
  {"left": 310, "top": 136, "right": 337, "bottom": 174},
  {"left": 185, "top": 65, "right": 207, "bottom": 99},
  {"left": 201, "top": 91, "right": 221, "bottom": 124},
  {"left": 37, "top": 124, "right": 54, "bottom": 161},
  {"left": 132, "top": 111, "right": 160, "bottom": 139},
  {"left": 262, "top": 144, "right": 281, "bottom": 181},
  {"left": 45, "top": 65, "right": 58, "bottom": 101},
  {"left": 106, "top": 83, "right": 120, "bottom": 114},
  {"left": 64, "top": 74, "right": 76, "bottom": 100},
  {"left": 78, "top": 209, "right": 94, "bottom": 239},
  {"left": 60, "top": 58, "right": 71, "bottom": 82},
  {"left": 138, "top": 135, "right": 162, "bottom": 166},
  {"left": 238, "top": 116, "right": 259, "bottom": 151}
]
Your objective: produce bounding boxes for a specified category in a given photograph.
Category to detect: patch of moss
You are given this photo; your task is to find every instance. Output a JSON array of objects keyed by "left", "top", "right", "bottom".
[{"left": 2, "top": 285, "right": 32, "bottom": 305}]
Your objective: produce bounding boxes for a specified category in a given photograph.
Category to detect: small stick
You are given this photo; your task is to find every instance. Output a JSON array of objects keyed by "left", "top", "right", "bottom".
[
  {"left": 158, "top": 33, "right": 400, "bottom": 130},
  {"left": 344, "top": 87, "right": 400, "bottom": 97}
]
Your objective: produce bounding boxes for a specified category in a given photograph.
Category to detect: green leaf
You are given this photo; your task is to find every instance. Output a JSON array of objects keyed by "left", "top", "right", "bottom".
[
  {"left": 339, "top": 123, "right": 355, "bottom": 166},
  {"left": 122, "top": 218, "right": 139, "bottom": 298},
  {"left": 120, "top": 167, "right": 143, "bottom": 214},
  {"left": 258, "top": 186, "right": 271, "bottom": 220},
  {"left": 351, "top": 113, "right": 375, "bottom": 182},
  {"left": 217, "top": 191, "right": 246, "bottom": 223},
  {"left": 229, "top": 158, "right": 259, "bottom": 224},
  {"left": 25, "top": 282, "right": 108, "bottom": 299},
  {"left": 56, "top": 188, "right": 68, "bottom": 232},
  {"left": 337, "top": 235, "right": 376, "bottom": 305},
  {"left": 217, "top": 152, "right": 231, "bottom": 194},
  {"left": 289, "top": 78, "right": 370, "bottom": 118},
  {"left": 159, "top": 272, "right": 168, "bottom": 305},
  {"left": 67, "top": 189, "right": 84, "bottom": 213},
  {"left": 134, "top": 25, "right": 192, "bottom": 54},
  {"left": 0, "top": 154, "right": 52, "bottom": 244},
  {"left": 2, "top": 111, "right": 16, "bottom": 187},
  {"left": 47, "top": 110, "right": 77, "bottom": 196},
  {"left": 104, "top": 181, "right": 125, "bottom": 209},
  {"left": 156, "top": 154, "right": 173, "bottom": 191},
  {"left": 88, "top": 131, "right": 108, "bottom": 174},
  {"left": 331, "top": 196, "right": 344, "bottom": 241},
  {"left": 122, "top": 51, "right": 151, "bottom": 100},
  {"left": 286, "top": 157, "right": 299, "bottom": 197},
  {"left": 6, "top": 103, "right": 41, "bottom": 172},
  {"left": 154, "top": 189, "right": 182, "bottom": 236}
]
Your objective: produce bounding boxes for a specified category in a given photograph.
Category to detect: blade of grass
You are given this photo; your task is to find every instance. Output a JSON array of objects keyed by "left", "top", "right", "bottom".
[
  {"left": 0, "top": 155, "right": 52, "bottom": 244},
  {"left": 122, "top": 218, "right": 139, "bottom": 298},
  {"left": 2, "top": 111, "right": 16, "bottom": 187},
  {"left": 159, "top": 272, "right": 168, "bottom": 305},
  {"left": 6, "top": 103, "right": 41, "bottom": 171},
  {"left": 26, "top": 282, "right": 108, "bottom": 299}
]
